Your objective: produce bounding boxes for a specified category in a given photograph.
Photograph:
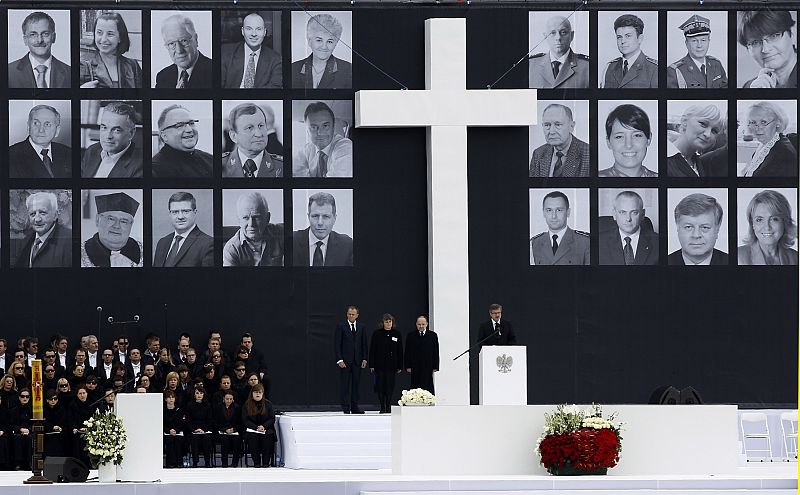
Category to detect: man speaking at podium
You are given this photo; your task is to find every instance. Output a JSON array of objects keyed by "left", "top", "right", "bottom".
[{"left": 477, "top": 304, "right": 517, "bottom": 349}]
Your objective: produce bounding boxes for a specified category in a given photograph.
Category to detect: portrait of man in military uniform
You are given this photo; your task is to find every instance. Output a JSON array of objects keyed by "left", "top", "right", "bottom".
[
  {"left": 528, "top": 12, "right": 589, "bottom": 89},
  {"left": 600, "top": 12, "right": 658, "bottom": 88},
  {"left": 221, "top": 101, "right": 283, "bottom": 178},
  {"left": 667, "top": 13, "right": 728, "bottom": 89},
  {"left": 529, "top": 189, "right": 590, "bottom": 266}
]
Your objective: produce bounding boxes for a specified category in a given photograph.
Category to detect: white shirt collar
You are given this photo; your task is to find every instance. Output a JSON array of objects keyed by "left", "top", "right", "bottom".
[
  {"left": 689, "top": 55, "right": 706, "bottom": 71},
  {"left": 550, "top": 49, "right": 571, "bottom": 66},
  {"left": 36, "top": 222, "right": 57, "bottom": 244},
  {"left": 623, "top": 49, "right": 641, "bottom": 63},
  {"left": 682, "top": 250, "right": 714, "bottom": 265},
  {"left": 308, "top": 229, "right": 329, "bottom": 247},
  {"left": 237, "top": 148, "right": 265, "bottom": 170},
  {"left": 618, "top": 228, "right": 640, "bottom": 254},
  {"left": 28, "top": 137, "right": 52, "bottom": 158},
  {"left": 548, "top": 227, "right": 568, "bottom": 247},
  {"left": 174, "top": 223, "right": 197, "bottom": 239}
]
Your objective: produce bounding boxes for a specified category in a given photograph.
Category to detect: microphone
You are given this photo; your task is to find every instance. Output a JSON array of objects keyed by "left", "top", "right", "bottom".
[
  {"left": 108, "top": 317, "right": 114, "bottom": 323},
  {"left": 96, "top": 306, "right": 102, "bottom": 312},
  {"left": 133, "top": 315, "right": 140, "bottom": 322}
]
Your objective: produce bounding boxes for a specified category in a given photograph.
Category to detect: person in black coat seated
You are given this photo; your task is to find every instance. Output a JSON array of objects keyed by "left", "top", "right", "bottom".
[
  {"left": 43, "top": 389, "right": 68, "bottom": 457},
  {"left": 230, "top": 362, "right": 249, "bottom": 401},
  {"left": 234, "top": 345, "right": 272, "bottom": 400},
  {"left": 42, "top": 365, "right": 59, "bottom": 394},
  {"left": 240, "top": 372, "right": 261, "bottom": 406},
  {"left": 212, "top": 375, "right": 235, "bottom": 405},
  {"left": 0, "top": 395, "right": 12, "bottom": 469},
  {"left": 11, "top": 388, "right": 33, "bottom": 470},
  {"left": 368, "top": 314, "right": 404, "bottom": 414},
  {"left": 97, "top": 388, "right": 117, "bottom": 414},
  {"left": 163, "top": 390, "right": 186, "bottom": 468},
  {"left": 477, "top": 303, "right": 518, "bottom": 350},
  {"left": 0, "top": 375, "right": 19, "bottom": 410},
  {"left": 185, "top": 386, "right": 213, "bottom": 467},
  {"left": 68, "top": 385, "right": 93, "bottom": 466},
  {"left": 84, "top": 376, "right": 103, "bottom": 404},
  {"left": 213, "top": 391, "right": 241, "bottom": 468},
  {"left": 241, "top": 384, "right": 275, "bottom": 468}
]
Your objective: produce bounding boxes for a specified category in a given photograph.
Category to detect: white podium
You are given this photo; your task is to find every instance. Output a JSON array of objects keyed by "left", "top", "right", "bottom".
[
  {"left": 115, "top": 393, "right": 163, "bottom": 482},
  {"left": 479, "top": 345, "right": 526, "bottom": 405}
]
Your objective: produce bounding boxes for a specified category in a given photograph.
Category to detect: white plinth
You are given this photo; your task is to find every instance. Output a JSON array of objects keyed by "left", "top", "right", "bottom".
[
  {"left": 479, "top": 346, "right": 527, "bottom": 405},
  {"left": 115, "top": 393, "right": 163, "bottom": 481},
  {"left": 392, "top": 405, "right": 738, "bottom": 475}
]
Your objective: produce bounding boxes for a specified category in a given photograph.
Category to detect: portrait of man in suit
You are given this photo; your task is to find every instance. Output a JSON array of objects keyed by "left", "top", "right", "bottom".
[
  {"left": 291, "top": 13, "right": 352, "bottom": 89},
  {"left": 223, "top": 103, "right": 283, "bottom": 177},
  {"left": 668, "top": 192, "right": 729, "bottom": 265},
  {"left": 152, "top": 104, "right": 213, "bottom": 178},
  {"left": 529, "top": 14, "right": 589, "bottom": 89},
  {"left": 601, "top": 14, "right": 658, "bottom": 88},
  {"left": 81, "top": 101, "right": 142, "bottom": 178},
  {"left": 530, "top": 190, "right": 590, "bottom": 266},
  {"left": 334, "top": 306, "right": 368, "bottom": 414},
  {"left": 598, "top": 190, "right": 659, "bottom": 265},
  {"left": 292, "top": 191, "right": 353, "bottom": 267},
  {"left": 155, "top": 14, "right": 212, "bottom": 89},
  {"left": 223, "top": 190, "right": 284, "bottom": 267},
  {"left": 293, "top": 101, "right": 352, "bottom": 178},
  {"left": 9, "top": 104, "right": 71, "bottom": 178},
  {"left": 153, "top": 191, "right": 214, "bottom": 268},
  {"left": 80, "top": 191, "right": 143, "bottom": 268},
  {"left": 476, "top": 304, "right": 517, "bottom": 349},
  {"left": 529, "top": 103, "right": 589, "bottom": 177},
  {"left": 9, "top": 11, "right": 70, "bottom": 88},
  {"left": 221, "top": 12, "right": 282, "bottom": 89},
  {"left": 12, "top": 191, "right": 72, "bottom": 268},
  {"left": 667, "top": 14, "right": 727, "bottom": 88}
]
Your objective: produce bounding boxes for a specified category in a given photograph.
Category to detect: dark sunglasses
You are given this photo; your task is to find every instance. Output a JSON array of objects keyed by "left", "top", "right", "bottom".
[
  {"left": 14, "top": 366, "right": 24, "bottom": 370},
  {"left": 235, "top": 368, "right": 246, "bottom": 372},
  {"left": 19, "top": 395, "right": 30, "bottom": 398}
]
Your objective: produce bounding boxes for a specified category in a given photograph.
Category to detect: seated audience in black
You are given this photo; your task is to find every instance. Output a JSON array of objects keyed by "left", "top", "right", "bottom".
[
  {"left": 185, "top": 386, "right": 213, "bottom": 467},
  {"left": 213, "top": 391, "right": 241, "bottom": 468},
  {"left": 242, "top": 383, "right": 275, "bottom": 467},
  {"left": 163, "top": 390, "right": 186, "bottom": 469},
  {"left": 43, "top": 389, "right": 67, "bottom": 457},
  {"left": 11, "top": 388, "right": 32, "bottom": 470},
  {"left": 68, "top": 385, "right": 92, "bottom": 466}
]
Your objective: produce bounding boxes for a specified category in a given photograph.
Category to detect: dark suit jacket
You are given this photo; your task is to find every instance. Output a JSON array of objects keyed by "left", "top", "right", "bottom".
[
  {"left": 334, "top": 320, "right": 368, "bottom": 365},
  {"left": 13, "top": 223, "right": 72, "bottom": 268},
  {"left": 477, "top": 320, "right": 517, "bottom": 348},
  {"left": 220, "top": 42, "right": 282, "bottom": 89},
  {"left": 292, "top": 228, "right": 353, "bottom": 267},
  {"left": 153, "top": 227, "right": 214, "bottom": 267},
  {"left": 529, "top": 136, "right": 590, "bottom": 177},
  {"left": 291, "top": 54, "right": 352, "bottom": 89},
  {"left": 748, "top": 136, "right": 798, "bottom": 177},
  {"left": 81, "top": 142, "right": 143, "bottom": 178},
  {"left": 668, "top": 248, "right": 728, "bottom": 265},
  {"left": 598, "top": 227, "right": 659, "bottom": 265},
  {"left": 155, "top": 53, "right": 212, "bottom": 89},
  {"left": 698, "top": 145, "right": 728, "bottom": 177},
  {"left": 80, "top": 52, "right": 142, "bottom": 88},
  {"left": 9, "top": 139, "right": 72, "bottom": 178},
  {"left": 8, "top": 54, "right": 70, "bottom": 88}
]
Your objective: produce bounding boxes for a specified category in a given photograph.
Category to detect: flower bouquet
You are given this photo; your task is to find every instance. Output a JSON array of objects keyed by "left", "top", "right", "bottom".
[
  {"left": 82, "top": 409, "right": 127, "bottom": 469},
  {"left": 536, "top": 404, "right": 622, "bottom": 475},
  {"left": 398, "top": 388, "right": 436, "bottom": 406}
]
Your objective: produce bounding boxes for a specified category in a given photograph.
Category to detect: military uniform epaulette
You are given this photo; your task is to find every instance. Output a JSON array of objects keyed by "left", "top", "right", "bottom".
[
  {"left": 670, "top": 59, "right": 686, "bottom": 69},
  {"left": 222, "top": 151, "right": 231, "bottom": 158},
  {"left": 575, "top": 53, "right": 589, "bottom": 60},
  {"left": 270, "top": 153, "right": 284, "bottom": 162},
  {"left": 607, "top": 57, "right": 622, "bottom": 65},
  {"left": 574, "top": 230, "right": 589, "bottom": 237},
  {"left": 529, "top": 53, "right": 545, "bottom": 59},
  {"left": 707, "top": 55, "right": 720, "bottom": 61},
  {"left": 531, "top": 232, "right": 546, "bottom": 240},
  {"left": 645, "top": 56, "right": 658, "bottom": 65}
]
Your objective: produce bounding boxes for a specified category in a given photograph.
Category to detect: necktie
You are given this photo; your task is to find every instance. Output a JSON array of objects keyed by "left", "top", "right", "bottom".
[
  {"left": 622, "top": 60, "right": 629, "bottom": 77},
  {"left": 552, "top": 150, "right": 564, "bottom": 177},
  {"left": 30, "top": 238, "right": 42, "bottom": 266},
  {"left": 551, "top": 61, "right": 561, "bottom": 79},
  {"left": 312, "top": 240, "right": 324, "bottom": 266},
  {"left": 623, "top": 236, "right": 635, "bottom": 266},
  {"left": 243, "top": 52, "right": 256, "bottom": 88},
  {"left": 35, "top": 65, "right": 48, "bottom": 88},
  {"left": 350, "top": 323, "right": 356, "bottom": 333},
  {"left": 244, "top": 159, "right": 257, "bottom": 177},
  {"left": 317, "top": 151, "right": 328, "bottom": 178},
  {"left": 178, "top": 70, "right": 189, "bottom": 88},
  {"left": 552, "top": 234, "right": 559, "bottom": 255},
  {"left": 164, "top": 234, "right": 183, "bottom": 267},
  {"left": 40, "top": 149, "right": 54, "bottom": 178},
  {"left": 700, "top": 63, "right": 706, "bottom": 77}
]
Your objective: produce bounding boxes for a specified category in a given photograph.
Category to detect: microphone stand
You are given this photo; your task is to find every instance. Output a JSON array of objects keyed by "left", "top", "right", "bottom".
[
  {"left": 88, "top": 372, "right": 142, "bottom": 411},
  {"left": 452, "top": 327, "right": 502, "bottom": 361}
]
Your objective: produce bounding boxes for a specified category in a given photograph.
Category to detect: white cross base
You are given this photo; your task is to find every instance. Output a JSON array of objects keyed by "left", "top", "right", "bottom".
[{"left": 356, "top": 18, "right": 537, "bottom": 405}]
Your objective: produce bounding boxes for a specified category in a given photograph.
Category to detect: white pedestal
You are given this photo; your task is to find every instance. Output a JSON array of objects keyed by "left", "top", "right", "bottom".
[
  {"left": 115, "top": 393, "right": 163, "bottom": 482},
  {"left": 479, "top": 346, "right": 527, "bottom": 405}
]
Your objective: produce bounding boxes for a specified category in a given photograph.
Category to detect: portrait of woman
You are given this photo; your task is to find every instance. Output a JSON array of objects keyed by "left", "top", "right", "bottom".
[
  {"left": 667, "top": 104, "right": 725, "bottom": 177},
  {"left": 291, "top": 12, "right": 352, "bottom": 89},
  {"left": 738, "top": 189, "right": 798, "bottom": 265},
  {"left": 600, "top": 104, "right": 657, "bottom": 177},
  {"left": 80, "top": 12, "right": 143, "bottom": 88},
  {"left": 737, "top": 11, "right": 797, "bottom": 88},
  {"left": 740, "top": 101, "right": 798, "bottom": 177}
]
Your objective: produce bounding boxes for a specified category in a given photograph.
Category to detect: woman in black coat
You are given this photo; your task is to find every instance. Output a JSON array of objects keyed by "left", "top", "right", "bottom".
[
  {"left": 369, "top": 314, "right": 404, "bottom": 413},
  {"left": 213, "top": 390, "right": 241, "bottom": 467},
  {"left": 43, "top": 389, "right": 68, "bottom": 457},
  {"left": 163, "top": 390, "right": 187, "bottom": 468},
  {"left": 11, "top": 388, "right": 32, "bottom": 470},
  {"left": 241, "top": 384, "right": 275, "bottom": 467},
  {"left": 184, "top": 386, "right": 213, "bottom": 467},
  {"left": 68, "top": 386, "right": 93, "bottom": 466}
]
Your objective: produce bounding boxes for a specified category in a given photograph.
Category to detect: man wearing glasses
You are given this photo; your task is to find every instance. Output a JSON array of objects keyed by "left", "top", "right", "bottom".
[
  {"left": 152, "top": 105, "right": 213, "bottom": 177},
  {"left": 155, "top": 14, "right": 211, "bottom": 89},
  {"left": 667, "top": 15, "right": 727, "bottom": 89},
  {"left": 81, "top": 192, "right": 143, "bottom": 268},
  {"left": 9, "top": 11, "right": 70, "bottom": 88},
  {"left": 114, "top": 335, "right": 129, "bottom": 364},
  {"left": 81, "top": 101, "right": 142, "bottom": 178},
  {"left": 153, "top": 191, "right": 214, "bottom": 267},
  {"left": 43, "top": 349, "right": 64, "bottom": 378}
]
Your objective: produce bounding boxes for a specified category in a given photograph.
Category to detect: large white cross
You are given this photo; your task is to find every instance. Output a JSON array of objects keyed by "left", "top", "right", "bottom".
[{"left": 355, "top": 18, "right": 537, "bottom": 405}]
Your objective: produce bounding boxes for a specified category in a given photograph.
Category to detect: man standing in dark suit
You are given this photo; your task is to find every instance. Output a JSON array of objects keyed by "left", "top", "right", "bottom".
[
  {"left": 221, "top": 13, "right": 282, "bottom": 89},
  {"left": 668, "top": 193, "right": 728, "bottom": 265},
  {"left": 155, "top": 14, "right": 212, "bottom": 89},
  {"left": 153, "top": 191, "right": 214, "bottom": 267},
  {"left": 404, "top": 316, "right": 439, "bottom": 395},
  {"left": 9, "top": 12, "right": 70, "bottom": 88},
  {"left": 13, "top": 192, "right": 71, "bottom": 268},
  {"left": 292, "top": 192, "right": 353, "bottom": 266},
  {"left": 222, "top": 103, "right": 283, "bottom": 178},
  {"left": 529, "top": 104, "right": 590, "bottom": 177},
  {"left": 598, "top": 191, "right": 659, "bottom": 265},
  {"left": 477, "top": 304, "right": 517, "bottom": 349},
  {"left": 9, "top": 105, "right": 71, "bottom": 178},
  {"left": 80, "top": 101, "right": 142, "bottom": 178},
  {"left": 334, "top": 306, "right": 368, "bottom": 414}
]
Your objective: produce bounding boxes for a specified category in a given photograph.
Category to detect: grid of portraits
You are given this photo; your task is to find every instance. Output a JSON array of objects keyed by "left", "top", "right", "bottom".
[{"left": 527, "top": 9, "right": 799, "bottom": 267}]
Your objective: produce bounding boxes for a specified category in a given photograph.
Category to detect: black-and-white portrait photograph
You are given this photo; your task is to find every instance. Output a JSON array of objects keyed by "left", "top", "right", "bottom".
[
  {"left": 528, "top": 11, "right": 589, "bottom": 89},
  {"left": 222, "top": 189, "right": 284, "bottom": 267},
  {"left": 292, "top": 100, "right": 353, "bottom": 178},
  {"left": 666, "top": 100, "right": 728, "bottom": 177},
  {"left": 598, "top": 11, "right": 658, "bottom": 88},
  {"left": 667, "top": 188, "right": 729, "bottom": 266},
  {"left": 80, "top": 189, "right": 144, "bottom": 268},
  {"left": 151, "top": 100, "right": 213, "bottom": 178},
  {"left": 79, "top": 10, "right": 143, "bottom": 89},
  {"left": 292, "top": 189, "right": 354, "bottom": 267},
  {"left": 736, "top": 100, "right": 798, "bottom": 177},
  {"left": 8, "top": 100, "right": 72, "bottom": 178},
  {"left": 598, "top": 188, "right": 659, "bottom": 265},
  {"left": 222, "top": 100, "right": 284, "bottom": 178},
  {"left": 736, "top": 11, "right": 797, "bottom": 88},
  {"left": 529, "top": 188, "right": 590, "bottom": 266},
  {"left": 666, "top": 12, "right": 727, "bottom": 89},
  {"left": 151, "top": 10, "right": 212, "bottom": 89},
  {"left": 290, "top": 11, "right": 352, "bottom": 89},
  {"left": 529, "top": 100, "right": 589, "bottom": 177},
  {"left": 7, "top": 10, "right": 71, "bottom": 88},
  {"left": 152, "top": 189, "right": 214, "bottom": 268},
  {"left": 737, "top": 188, "right": 798, "bottom": 266},
  {"left": 221, "top": 11, "right": 282, "bottom": 89},
  {"left": 80, "top": 100, "right": 143, "bottom": 178},
  {"left": 597, "top": 100, "right": 659, "bottom": 177},
  {"left": 9, "top": 189, "right": 72, "bottom": 268}
]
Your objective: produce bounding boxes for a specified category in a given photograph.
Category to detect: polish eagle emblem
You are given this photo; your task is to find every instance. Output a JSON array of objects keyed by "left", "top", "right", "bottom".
[{"left": 496, "top": 354, "right": 512, "bottom": 373}]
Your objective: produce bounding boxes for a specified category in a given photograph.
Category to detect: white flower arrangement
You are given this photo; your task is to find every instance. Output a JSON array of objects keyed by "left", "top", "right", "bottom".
[
  {"left": 82, "top": 410, "right": 127, "bottom": 468},
  {"left": 398, "top": 388, "right": 436, "bottom": 405}
]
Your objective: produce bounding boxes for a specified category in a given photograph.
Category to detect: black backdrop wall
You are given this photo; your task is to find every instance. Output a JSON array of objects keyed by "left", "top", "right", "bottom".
[{"left": 0, "top": 2, "right": 796, "bottom": 408}]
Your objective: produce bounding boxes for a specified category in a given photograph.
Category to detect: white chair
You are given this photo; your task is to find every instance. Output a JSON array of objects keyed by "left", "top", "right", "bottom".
[
  {"left": 780, "top": 411, "right": 798, "bottom": 461},
  {"left": 740, "top": 412, "right": 773, "bottom": 462}
]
